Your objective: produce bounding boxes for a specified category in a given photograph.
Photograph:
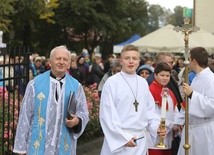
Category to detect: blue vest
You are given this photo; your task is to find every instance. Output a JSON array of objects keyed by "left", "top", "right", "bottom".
[
  {"left": 28, "top": 70, "right": 78, "bottom": 155},
  {"left": 0, "top": 68, "right": 4, "bottom": 86}
]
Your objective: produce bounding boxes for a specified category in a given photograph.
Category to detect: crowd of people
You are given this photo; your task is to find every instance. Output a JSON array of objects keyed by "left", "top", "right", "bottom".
[{"left": 1, "top": 44, "right": 214, "bottom": 155}]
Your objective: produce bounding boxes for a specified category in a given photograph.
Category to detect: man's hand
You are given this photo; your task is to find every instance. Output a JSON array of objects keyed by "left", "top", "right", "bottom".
[
  {"left": 182, "top": 83, "right": 193, "bottom": 96},
  {"left": 125, "top": 138, "right": 137, "bottom": 147},
  {"left": 65, "top": 114, "right": 79, "bottom": 128},
  {"left": 157, "top": 126, "right": 166, "bottom": 138},
  {"left": 172, "top": 124, "right": 183, "bottom": 132}
]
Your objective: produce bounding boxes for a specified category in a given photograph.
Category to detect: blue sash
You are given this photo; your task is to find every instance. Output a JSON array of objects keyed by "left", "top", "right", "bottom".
[{"left": 28, "top": 70, "right": 78, "bottom": 155}]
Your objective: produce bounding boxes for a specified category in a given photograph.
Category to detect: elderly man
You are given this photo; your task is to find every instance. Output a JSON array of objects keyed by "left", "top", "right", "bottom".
[{"left": 13, "top": 45, "right": 89, "bottom": 155}]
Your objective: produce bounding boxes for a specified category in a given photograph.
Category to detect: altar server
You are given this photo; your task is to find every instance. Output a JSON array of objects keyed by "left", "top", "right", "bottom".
[{"left": 99, "top": 45, "right": 166, "bottom": 155}]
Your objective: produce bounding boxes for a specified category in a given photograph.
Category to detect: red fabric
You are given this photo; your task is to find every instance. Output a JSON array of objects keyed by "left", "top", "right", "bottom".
[
  {"left": 149, "top": 80, "right": 177, "bottom": 110},
  {"left": 180, "top": 100, "right": 186, "bottom": 109},
  {"left": 148, "top": 149, "right": 172, "bottom": 155}
]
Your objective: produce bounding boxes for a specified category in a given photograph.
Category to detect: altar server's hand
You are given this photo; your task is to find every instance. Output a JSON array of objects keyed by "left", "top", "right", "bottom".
[
  {"left": 182, "top": 83, "right": 193, "bottom": 96},
  {"left": 125, "top": 138, "right": 137, "bottom": 147},
  {"left": 65, "top": 114, "right": 79, "bottom": 128},
  {"left": 172, "top": 124, "right": 183, "bottom": 132},
  {"left": 157, "top": 127, "right": 166, "bottom": 138}
]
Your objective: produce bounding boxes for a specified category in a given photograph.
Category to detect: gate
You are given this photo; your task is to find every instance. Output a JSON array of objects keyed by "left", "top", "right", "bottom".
[{"left": 0, "top": 46, "right": 30, "bottom": 155}]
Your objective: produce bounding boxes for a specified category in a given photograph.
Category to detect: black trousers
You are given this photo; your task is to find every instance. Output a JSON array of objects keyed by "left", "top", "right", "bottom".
[{"left": 171, "top": 136, "right": 181, "bottom": 155}]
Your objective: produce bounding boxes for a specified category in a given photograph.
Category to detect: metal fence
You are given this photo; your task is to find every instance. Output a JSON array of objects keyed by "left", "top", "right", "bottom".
[{"left": 0, "top": 46, "right": 30, "bottom": 155}]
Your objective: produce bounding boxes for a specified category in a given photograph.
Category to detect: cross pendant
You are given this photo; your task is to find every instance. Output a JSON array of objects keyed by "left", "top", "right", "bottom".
[{"left": 133, "top": 100, "right": 139, "bottom": 112}]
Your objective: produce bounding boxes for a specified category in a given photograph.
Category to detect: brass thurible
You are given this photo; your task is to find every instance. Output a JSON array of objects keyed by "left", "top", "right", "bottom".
[{"left": 155, "top": 118, "right": 167, "bottom": 148}]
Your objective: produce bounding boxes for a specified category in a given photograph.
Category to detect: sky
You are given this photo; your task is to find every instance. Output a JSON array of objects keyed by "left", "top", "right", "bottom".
[{"left": 146, "top": 0, "right": 193, "bottom": 11}]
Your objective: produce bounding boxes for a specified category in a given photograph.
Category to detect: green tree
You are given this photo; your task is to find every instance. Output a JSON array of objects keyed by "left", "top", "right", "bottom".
[
  {"left": 6, "top": 0, "right": 59, "bottom": 49},
  {"left": 147, "top": 4, "right": 164, "bottom": 31},
  {"left": 0, "top": 0, "right": 16, "bottom": 32},
  {"left": 55, "top": 0, "right": 148, "bottom": 56},
  {"left": 166, "top": 6, "right": 184, "bottom": 26},
  {"left": 3, "top": 0, "right": 149, "bottom": 56},
  {"left": 39, "top": 0, "right": 59, "bottom": 24}
]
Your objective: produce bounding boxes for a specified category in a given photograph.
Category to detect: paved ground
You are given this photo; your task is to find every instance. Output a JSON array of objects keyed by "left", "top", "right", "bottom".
[{"left": 76, "top": 136, "right": 104, "bottom": 155}]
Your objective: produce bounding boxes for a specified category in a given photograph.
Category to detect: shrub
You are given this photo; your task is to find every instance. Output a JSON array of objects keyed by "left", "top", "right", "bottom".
[
  {"left": 0, "top": 87, "right": 19, "bottom": 154},
  {"left": 78, "top": 83, "right": 102, "bottom": 144}
]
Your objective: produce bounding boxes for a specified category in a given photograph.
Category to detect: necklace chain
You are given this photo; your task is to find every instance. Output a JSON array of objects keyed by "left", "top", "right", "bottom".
[{"left": 120, "top": 73, "right": 138, "bottom": 101}]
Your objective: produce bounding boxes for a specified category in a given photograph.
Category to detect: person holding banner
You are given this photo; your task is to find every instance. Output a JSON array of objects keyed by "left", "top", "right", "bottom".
[{"left": 148, "top": 62, "right": 180, "bottom": 155}]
